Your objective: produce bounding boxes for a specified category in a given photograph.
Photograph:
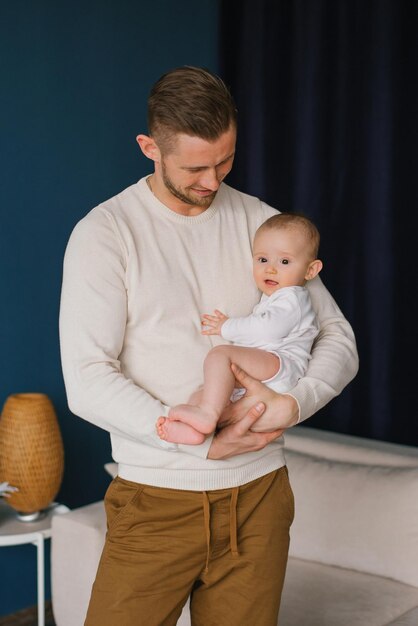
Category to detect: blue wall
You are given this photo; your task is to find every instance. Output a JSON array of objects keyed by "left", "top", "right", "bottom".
[{"left": 0, "top": 0, "right": 219, "bottom": 616}]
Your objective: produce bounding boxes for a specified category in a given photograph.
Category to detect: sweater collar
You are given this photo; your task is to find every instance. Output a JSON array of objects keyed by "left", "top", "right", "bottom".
[{"left": 137, "top": 176, "right": 222, "bottom": 224}]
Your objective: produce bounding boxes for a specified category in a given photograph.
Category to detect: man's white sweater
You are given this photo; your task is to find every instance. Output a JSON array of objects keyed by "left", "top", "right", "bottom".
[{"left": 59, "top": 177, "right": 358, "bottom": 490}]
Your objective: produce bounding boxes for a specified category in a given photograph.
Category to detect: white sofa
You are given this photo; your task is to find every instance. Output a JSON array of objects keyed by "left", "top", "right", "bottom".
[{"left": 51, "top": 427, "right": 418, "bottom": 625}]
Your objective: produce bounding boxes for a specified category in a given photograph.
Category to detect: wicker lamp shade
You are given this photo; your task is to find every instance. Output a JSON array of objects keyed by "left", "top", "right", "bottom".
[{"left": 0, "top": 393, "right": 64, "bottom": 517}]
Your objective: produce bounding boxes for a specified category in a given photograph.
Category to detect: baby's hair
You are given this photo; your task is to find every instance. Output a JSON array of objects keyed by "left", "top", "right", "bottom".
[{"left": 256, "top": 213, "right": 320, "bottom": 259}]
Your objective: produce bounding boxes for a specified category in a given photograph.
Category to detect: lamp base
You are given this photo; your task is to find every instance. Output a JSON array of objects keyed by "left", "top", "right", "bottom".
[{"left": 16, "top": 510, "right": 46, "bottom": 523}]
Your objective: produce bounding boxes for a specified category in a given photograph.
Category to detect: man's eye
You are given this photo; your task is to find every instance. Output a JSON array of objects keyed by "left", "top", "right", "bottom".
[{"left": 281, "top": 259, "right": 289, "bottom": 265}]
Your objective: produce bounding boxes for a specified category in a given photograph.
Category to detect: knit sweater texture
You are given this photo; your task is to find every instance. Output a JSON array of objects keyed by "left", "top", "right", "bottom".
[{"left": 60, "top": 177, "right": 358, "bottom": 490}]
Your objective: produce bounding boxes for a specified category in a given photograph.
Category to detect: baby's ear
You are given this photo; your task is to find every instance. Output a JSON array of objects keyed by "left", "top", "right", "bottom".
[{"left": 305, "top": 259, "right": 323, "bottom": 281}]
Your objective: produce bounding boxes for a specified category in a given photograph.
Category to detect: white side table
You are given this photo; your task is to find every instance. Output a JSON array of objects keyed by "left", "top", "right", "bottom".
[{"left": 0, "top": 500, "right": 70, "bottom": 626}]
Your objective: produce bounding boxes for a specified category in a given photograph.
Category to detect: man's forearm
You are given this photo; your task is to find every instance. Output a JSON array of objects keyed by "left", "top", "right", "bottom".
[{"left": 290, "top": 276, "right": 359, "bottom": 421}]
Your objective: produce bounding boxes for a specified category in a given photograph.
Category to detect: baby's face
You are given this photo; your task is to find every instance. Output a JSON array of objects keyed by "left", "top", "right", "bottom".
[{"left": 252, "top": 227, "right": 316, "bottom": 296}]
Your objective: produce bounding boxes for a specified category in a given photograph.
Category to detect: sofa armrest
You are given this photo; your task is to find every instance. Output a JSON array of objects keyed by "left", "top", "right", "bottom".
[{"left": 51, "top": 501, "right": 106, "bottom": 626}]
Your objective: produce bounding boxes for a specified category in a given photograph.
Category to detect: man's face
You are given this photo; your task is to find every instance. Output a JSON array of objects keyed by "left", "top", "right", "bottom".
[
  {"left": 252, "top": 227, "right": 317, "bottom": 296},
  {"left": 155, "top": 126, "right": 236, "bottom": 211}
]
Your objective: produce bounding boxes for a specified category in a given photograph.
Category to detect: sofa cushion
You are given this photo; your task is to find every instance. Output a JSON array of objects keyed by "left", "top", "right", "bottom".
[
  {"left": 285, "top": 426, "right": 418, "bottom": 467},
  {"left": 386, "top": 607, "right": 418, "bottom": 625},
  {"left": 386, "top": 607, "right": 418, "bottom": 626},
  {"left": 285, "top": 449, "right": 418, "bottom": 587},
  {"left": 280, "top": 557, "right": 418, "bottom": 626}
]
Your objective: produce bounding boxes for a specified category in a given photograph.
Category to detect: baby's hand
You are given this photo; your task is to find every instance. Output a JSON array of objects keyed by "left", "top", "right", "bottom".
[{"left": 201, "top": 309, "right": 228, "bottom": 335}]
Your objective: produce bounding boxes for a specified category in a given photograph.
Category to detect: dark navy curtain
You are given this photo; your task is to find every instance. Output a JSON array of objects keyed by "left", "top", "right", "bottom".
[{"left": 220, "top": 0, "right": 418, "bottom": 445}]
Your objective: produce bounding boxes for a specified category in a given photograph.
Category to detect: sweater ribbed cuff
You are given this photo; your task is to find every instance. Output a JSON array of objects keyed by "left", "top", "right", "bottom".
[{"left": 285, "top": 379, "right": 317, "bottom": 423}]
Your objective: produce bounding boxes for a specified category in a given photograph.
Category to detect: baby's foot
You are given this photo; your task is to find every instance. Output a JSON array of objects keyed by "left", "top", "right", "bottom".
[
  {"left": 168, "top": 404, "right": 218, "bottom": 435},
  {"left": 156, "top": 417, "right": 206, "bottom": 445}
]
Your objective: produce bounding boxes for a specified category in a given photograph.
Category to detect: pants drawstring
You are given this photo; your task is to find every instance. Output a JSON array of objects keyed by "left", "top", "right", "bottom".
[
  {"left": 230, "top": 487, "right": 239, "bottom": 558},
  {"left": 202, "top": 492, "right": 211, "bottom": 574}
]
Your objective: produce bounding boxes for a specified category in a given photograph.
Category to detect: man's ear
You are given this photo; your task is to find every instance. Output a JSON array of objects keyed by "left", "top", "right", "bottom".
[
  {"left": 305, "top": 259, "right": 323, "bottom": 281},
  {"left": 136, "top": 134, "right": 161, "bottom": 163}
]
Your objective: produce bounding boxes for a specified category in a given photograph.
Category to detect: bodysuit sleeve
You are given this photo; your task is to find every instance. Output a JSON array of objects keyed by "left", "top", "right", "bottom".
[{"left": 221, "top": 296, "right": 299, "bottom": 347}]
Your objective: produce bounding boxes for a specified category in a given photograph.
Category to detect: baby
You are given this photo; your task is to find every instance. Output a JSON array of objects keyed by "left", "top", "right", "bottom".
[{"left": 157, "top": 213, "right": 323, "bottom": 445}]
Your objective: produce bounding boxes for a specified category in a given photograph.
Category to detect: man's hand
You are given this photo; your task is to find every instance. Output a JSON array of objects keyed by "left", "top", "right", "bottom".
[
  {"left": 201, "top": 309, "right": 228, "bottom": 336},
  {"left": 207, "top": 402, "right": 284, "bottom": 460},
  {"left": 218, "top": 364, "right": 300, "bottom": 432}
]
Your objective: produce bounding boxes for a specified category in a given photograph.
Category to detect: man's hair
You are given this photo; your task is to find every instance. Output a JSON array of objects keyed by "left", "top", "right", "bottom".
[
  {"left": 148, "top": 66, "right": 237, "bottom": 153},
  {"left": 256, "top": 213, "right": 321, "bottom": 259}
]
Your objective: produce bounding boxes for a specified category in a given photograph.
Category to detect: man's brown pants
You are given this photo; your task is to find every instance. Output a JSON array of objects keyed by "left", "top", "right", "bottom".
[{"left": 85, "top": 467, "right": 294, "bottom": 626}]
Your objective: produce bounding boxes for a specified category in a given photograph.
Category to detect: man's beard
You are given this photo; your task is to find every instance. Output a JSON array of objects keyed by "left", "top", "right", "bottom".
[{"left": 161, "top": 160, "right": 217, "bottom": 209}]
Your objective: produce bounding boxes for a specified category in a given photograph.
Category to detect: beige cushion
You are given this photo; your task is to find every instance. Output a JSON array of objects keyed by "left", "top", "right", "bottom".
[
  {"left": 285, "top": 426, "right": 418, "bottom": 467},
  {"left": 386, "top": 607, "right": 418, "bottom": 625},
  {"left": 281, "top": 557, "right": 418, "bottom": 626},
  {"left": 286, "top": 449, "right": 418, "bottom": 587}
]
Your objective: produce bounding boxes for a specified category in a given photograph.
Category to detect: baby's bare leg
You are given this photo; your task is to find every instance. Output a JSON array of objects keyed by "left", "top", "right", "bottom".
[
  {"left": 187, "top": 387, "right": 204, "bottom": 406},
  {"left": 157, "top": 346, "right": 279, "bottom": 445},
  {"left": 201, "top": 345, "right": 279, "bottom": 411}
]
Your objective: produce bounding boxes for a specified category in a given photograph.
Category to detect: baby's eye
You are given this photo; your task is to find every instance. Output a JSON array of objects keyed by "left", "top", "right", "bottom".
[
  {"left": 258, "top": 257, "right": 268, "bottom": 263},
  {"left": 281, "top": 259, "right": 289, "bottom": 265}
]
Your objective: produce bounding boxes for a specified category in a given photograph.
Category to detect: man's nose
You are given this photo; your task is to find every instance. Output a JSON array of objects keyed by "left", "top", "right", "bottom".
[{"left": 199, "top": 168, "right": 221, "bottom": 191}]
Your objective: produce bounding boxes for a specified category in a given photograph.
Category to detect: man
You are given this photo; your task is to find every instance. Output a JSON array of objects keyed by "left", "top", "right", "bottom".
[{"left": 60, "top": 66, "right": 358, "bottom": 626}]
